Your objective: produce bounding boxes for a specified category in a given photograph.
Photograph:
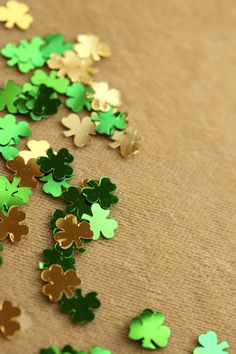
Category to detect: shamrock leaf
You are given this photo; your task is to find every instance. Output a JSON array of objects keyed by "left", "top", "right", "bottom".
[
  {"left": 41, "top": 34, "right": 73, "bottom": 60},
  {"left": 194, "top": 331, "right": 229, "bottom": 354},
  {"left": 82, "top": 203, "right": 118, "bottom": 240},
  {"left": 0, "top": 300, "right": 21, "bottom": 339},
  {"left": 40, "top": 347, "right": 60, "bottom": 354},
  {"left": 49, "top": 209, "right": 67, "bottom": 234},
  {"left": 39, "top": 173, "right": 72, "bottom": 197},
  {"left": 91, "top": 108, "right": 127, "bottom": 136},
  {"left": 19, "top": 139, "right": 50, "bottom": 163},
  {"left": 0, "top": 0, "right": 33, "bottom": 30},
  {"left": 110, "top": 126, "right": 142, "bottom": 158},
  {"left": 0, "top": 114, "right": 31, "bottom": 145},
  {"left": 0, "top": 176, "right": 32, "bottom": 213},
  {"left": 0, "top": 145, "right": 19, "bottom": 160},
  {"left": 0, "top": 80, "right": 22, "bottom": 113},
  {"left": 37, "top": 148, "right": 73, "bottom": 180},
  {"left": 60, "top": 289, "right": 101, "bottom": 324},
  {"left": 66, "top": 83, "right": 93, "bottom": 112},
  {"left": 81, "top": 177, "right": 118, "bottom": 209},
  {"left": 90, "top": 347, "right": 111, "bottom": 354},
  {"left": 31, "top": 70, "right": 70, "bottom": 94},
  {"left": 129, "top": 309, "right": 171, "bottom": 350},
  {"left": 39, "top": 243, "right": 76, "bottom": 272},
  {"left": 89, "top": 82, "right": 121, "bottom": 111},
  {"left": 75, "top": 34, "right": 111, "bottom": 61},
  {"left": 62, "top": 345, "right": 81, "bottom": 354},
  {"left": 62, "top": 186, "right": 92, "bottom": 220}
]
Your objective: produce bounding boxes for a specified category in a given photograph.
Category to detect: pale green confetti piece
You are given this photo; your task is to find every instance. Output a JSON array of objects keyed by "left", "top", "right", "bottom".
[
  {"left": 66, "top": 83, "right": 93, "bottom": 112},
  {"left": 194, "top": 331, "right": 229, "bottom": 354},
  {"left": 0, "top": 145, "right": 19, "bottom": 160},
  {"left": 41, "top": 33, "right": 73, "bottom": 59},
  {"left": 31, "top": 70, "right": 70, "bottom": 94},
  {"left": 0, "top": 114, "right": 32, "bottom": 145},
  {"left": 39, "top": 173, "right": 72, "bottom": 197},
  {"left": 0, "top": 176, "right": 32, "bottom": 212}
]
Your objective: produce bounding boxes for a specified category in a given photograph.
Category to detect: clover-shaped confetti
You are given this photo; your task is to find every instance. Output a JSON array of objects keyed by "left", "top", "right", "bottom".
[
  {"left": 75, "top": 34, "right": 111, "bottom": 61},
  {"left": 89, "top": 347, "right": 111, "bottom": 354},
  {"left": 110, "top": 126, "right": 142, "bottom": 157},
  {"left": 39, "top": 173, "right": 72, "bottom": 197},
  {"left": 82, "top": 203, "right": 118, "bottom": 240},
  {"left": 49, "top": 209, "right": 67, "bottom": 234},
  {"left": 81, "top": 177, "right": 118, "bottom": 209},
  {"left": 0, "top": 300, "right": 21, "bottom": 339},
  {"left": 0, "top": 0, "right": 33, "bottom": 30},
  {"left": 194, "top": 331, "right": 229, "bottom": 354},
  {"left": 41, "top": 264, "right": 81, "bottom": 302},
  {"left": 66, "top": 83, "right": 93, "bottom": 112},
  {"left": 0, "top": 80, "right": 22, "bottom": 113},
  {"left": 61, "top": 114, "right": 96, "bottom": 148},
  {"left": 19, "top": 139, "right": 50, "bottom": 163},
  {"left": 91, "top": 107, "right": 127, "bottom": 136},
  {"left": 39, "top": 244, "right": 76, "bottom": 272},
  {"left": 40, "top": 347, "right": 61, "bottom": 354},
  {"left": 40, "top": 33, "right": 73, "bottom": 60},
  {"left": 0, "top": 206, "right": 29, "bottom": 242},
  {"left": 40, "top": 345, "right": 81, "bottom": 354},
  {"left": 60, "top": 289, "right": 101, "bottom": 324},
  {"left": 62, "top": 186, "right": 92, "bottom": 220},
  {"left": 89, "top": 82, "right": 121, "bottom": 111},
  {"left": 31, "top": 70, "right": 70, "bottom": 94},
  {"left": 129, "top": 309, "right": 171, "bottom": 350}
]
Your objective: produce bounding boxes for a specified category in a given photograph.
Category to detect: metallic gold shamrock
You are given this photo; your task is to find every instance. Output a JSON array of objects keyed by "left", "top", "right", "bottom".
[
  {"left": 0, "top": 300, "right": 21, "bottom": 339},
  {"left": 89, "top": 82, "right": 122, "bottom": 111},
  {"left": 47, "top": 50, "right": 97, "bottom": 84},
  {"left": 61, "top": 113, "right": 96, "bottom": 148},
  {"left": 19, "top": 140, "right": 50, "bottom": 163},
  {"left": 41, "top": 264, "right": 81, "bottom": 302},
  {"left": 0, "top": 0, "right": 33, "bottom": 30},
  {"left": 110, "top": 126, "right": 142, "bottom": 157},
  {"left": 0, "top": 206, "right": 29, "bottom": 242},
  {"left": 75, "top": 34, "right": 111, "bottom": 61}
]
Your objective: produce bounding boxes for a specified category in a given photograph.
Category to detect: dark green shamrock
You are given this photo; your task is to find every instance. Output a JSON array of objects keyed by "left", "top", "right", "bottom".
[
  {"left": 31, "top": 70, "right": 69, "bottom": 94},
  {"left": 62, "top": 186, "right": 92, "bottom": 220},
  {"left": 81, "top": 177, "right": 118, "bottom": 209},
  {"left": 60, "top": 289, "right": 101, "bottom": 324},
  {"left": 66, "top": 83, "right": 93, "bottom": 112},
  {"left": 0, "top": 80, "right": 22, "bottom": 113},
  {"left": 40, "top": 34, "right": 73, "bottom": 60},
  {"left": 39, "top": 244, "right": 76, "bottom": 271},
  {"left": 62, "top": 345, "right": 80, "bottom": 354},
  {"left": 91, "top": 107, "right": 127, "bottom": 135},
  {"left": 37, "top": 148, "right": 74, "bottom": 180}
]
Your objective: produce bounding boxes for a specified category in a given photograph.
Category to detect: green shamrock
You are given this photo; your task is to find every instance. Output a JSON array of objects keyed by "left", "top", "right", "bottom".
[
  {"left": 89, "top": 347, "right": 111, "bottom": 354},
  {"left": 82, "top": 203, "right": 118, "bottom": 240},
  {"left": 60, "top": 289, "right": 101, "bottom": 324},
  {"left": 0, "top": 176, "right": 32, "bottom": 213},
  {"left": 0, "top": 243, "right": 3, "bottom": 265},
  {"left": 194, "top": 331, "right": 229, "bottom": 354},
  {"left": 129, "top": 309, "right": 171, "bottom": 350},
  {"left": 49, "top": 209, "right": 67, "bottom": 234},
  {"left": 62, "top": 345, "right": 81, "bottom": 354},
  {"left": 66, "top": 83, "right": 93, "bottom": 112},
  {"left": 31, "top": 70, "right": 70, "bottom": 94},
  {"left": 0, "top": 114, "right": 32, "bottom": 145},
  {"left": 0, "top": 80, "right": 22, "bottom": 113},
  {"left": 37, "top": 148, "right": 74, "bottom": 180},
  {"left": 40, "top": 33, "right": 73, "bottom": 60},
  {"left": 40, "top": 347, "right": 60, "bottom": 354},
  {"left": 91, "top": 107, "right": 127, "bottom": 135},
  {"left": 81, "top": 177, "right": 118, "bottom": 209},
  {"left": 39, "top": 244, "right": 76, "bottom": 272},
  {"left": 39, "top": 173, "right": 72, "bottom": 197},
  {"left": 62, "top": 186, "right": 92, "bottom": 220}
]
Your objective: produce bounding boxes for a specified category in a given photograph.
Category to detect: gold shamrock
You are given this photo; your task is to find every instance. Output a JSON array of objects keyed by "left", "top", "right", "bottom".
[
  {"left": 19, "top": 140, "right": 50, "bottom": 163},
  {"left": 0, "top": 0, "right": 33, "bottom": 30},
  {"left": 0, "top": 207, "right": 29, "bottom": 242},
  {"left": 0, "top": 300, "right": 21, "bottom": 339},
  {"left": 110, "top": 126, "right": 142, "bottom": 157},
  {"left": 47, "top": 50, "right": 97, "bottom": 84},
  {"left": 75, "top": 34, "right": 111, "bottom": 61},
  {"left": 61, "top": 113, "right": 96, "bottom": 148},
  {"left": 89, "top": 81, "right": 122, "bottom": 111}
]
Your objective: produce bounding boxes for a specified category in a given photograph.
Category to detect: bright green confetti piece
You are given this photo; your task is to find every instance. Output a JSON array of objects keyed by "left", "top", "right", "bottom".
[
  {"left": 66, "top": 83, "right": 93, "bottom": 112},
  {"left": 81, "top": 177, "right": 118, "bottom": 209},
  {"left": 0, "top": 114, "right": 32, "bottom": 145},
  {"left": 37, "top": 148, "right": 73, "bottom": 180},
  {"left": 60, "top": 289, "right": 101, "bottom": 324},
  {"left": 194, "top": 331, "right": 229, "bottom": 354},
  {"left": 0, "top": 176, "right": 32, "bottom": 213},
  {"left": 39, "top": 172, "right": 72, "bottom": 197},
  {"left": 90, "top": 347, "right": 111, "bottom": 354},
  {"left": 82, "top": 203, "right": 118, "bottom": 240},
  {"left": 41, "top": 33, "right": 73, "bottom": 60},
  {"left": 31, "top": 70, "right": 70, "bottom": 94},
  {"left": 0, "top": 145, "right": 19, "bottom": 161},
  {"left": 39, "top": 243, "right": 76, "bottom": 272},
  {"left": 0, "top": 80, "right": 22, "bottom": 113},
  {"left": 129, "top": 309, "right": 171, "bottom": 350},
  {"left": 91, "top": 107, "right": 127, "bottom": 135},
  {"left": 62, "top": 186, "right": 92, "bottom": 220},
  {"left": 0, "top": 243, "right": 3, "bottom": 265},
  {"left": 40, "top": 347, "right": 61, "bottom": 354}
]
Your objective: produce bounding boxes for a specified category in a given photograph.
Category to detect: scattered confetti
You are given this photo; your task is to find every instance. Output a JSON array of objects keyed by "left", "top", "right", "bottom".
[
  {"left": 0, "top": 0, "right": 33, "bottom": 30},
  {"left": 0, "top": 80, "right": 22, "bottom": 113},
  {"left": 110, "top": 126, "right": 142, "bottom": 157},
  {"left": 0, "top": 300, "right": 21, "bottom": 339},
  {"left": 0, "top": 206, "right": 29, "bottom": 242},
  {"left": 19, "top": 140, "right": 50, "bottom": 163},
  {"left": 61, "top": 114, "right": 96, "bottom": 147},
  {"left": 91, "top": 108, "right": 127, "bottom": 135},
  {"left": 39, "top": 244, "right": 76, "bottom": 272},
  {"left": 37, "top": 148, "right": 73, "bottom": 180},
  {"left": 89, "top": 82, "right": 121, "bottom": 111},
  {"left": 194, "top": 331, "right": 229, "bottom": 354},
  {"left": 66, "top": 83, "right": 93, "bottom": 112},
  {"left": 75, "top": 34, "right": 111, "bottom": 61},
  {"left": 129, "top": 309, "right": 171, "bottom": 350},
  {"left": 31, "top": 69, "right": 70, "bottom": 94},
  {"left": 40, "top": 345, "right": 111, "bottom": 354}
]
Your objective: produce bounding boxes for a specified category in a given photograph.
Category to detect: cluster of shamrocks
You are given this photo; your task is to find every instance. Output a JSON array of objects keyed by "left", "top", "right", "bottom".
[{"left": 40, "top": 345, "right": 111, "bottom": 354}]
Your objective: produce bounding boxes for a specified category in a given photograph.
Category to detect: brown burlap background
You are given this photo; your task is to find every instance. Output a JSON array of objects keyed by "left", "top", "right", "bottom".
[{"left": 0, "top": 0, "right": 236, "bottom": 353}]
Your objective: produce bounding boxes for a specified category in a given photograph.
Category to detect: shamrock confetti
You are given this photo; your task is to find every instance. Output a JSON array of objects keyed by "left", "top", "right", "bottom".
[
  {"left": 81, "top": 177, "right": 118, "bottom": 209},
  {"left": 194, "top": 331, "right": 230, "bottom": 354},
  {"left": 61, "top": 114, "right": 96, "bottom": 147},
  {"left": 37, "top": 148, "right": 73, "bottom": 180},
  {"left": 0, "top": 0, "right": 33, "bottom": 30},
  {"left": 62, "top": 186, "right": 92, "bottom": 220},
  {"left": 54, "top": 214, "right": 93, "bottom": 249},
  {"left": 31, "top": 70, "right": 70, "bottom": 94},
  {"left": 39, "top": 244, "right": 76, "bottom": 271},
  {"left": 82, "top": 203, "right": 118, "bottom": 240},
  {"left": 91, "top": 108, "right": 127, "bottom": 136},
  {"left": 0, "top": 300, "right": 21, "bottom": 339},
  {"left": 49, "top": 209, "right": 67, "bottom": 234},
  {"left": 0, "top": 80, "right": 22, "bottom": 113},
  {"left": 60, "top": 289, "right": 101, "bottom": 324},
  {"left": 129, "top": 309, "right": 171, "bottom": 350},
  {"left": 19, "top": 140, "right": 50, "bottom": 163},
  {"left": 110, "top": 126, "right": 142, "bottom": 157},
  {"left": 40, "top": 345, "right": 111, "bottom": 354},
  {"left": 89, "top": 82, "right": 121, "bottom": 111},
  {"left": 41, "top": 264, "right": 81, "bottom": 302},
  {"left": 66, "top": 83, "right": 93, "bottom": 112},
  {"left": 0, "top": 206, "right": 29, "bottom": 242},
  {"left": 39, "top": 173, "right": 72, "bottom": 197},
  {"left": 75, "top": 34, "right": 111, "bottom": 61},
  {"left": 40, "top": 34, "right": 73, "bottom": 60}
]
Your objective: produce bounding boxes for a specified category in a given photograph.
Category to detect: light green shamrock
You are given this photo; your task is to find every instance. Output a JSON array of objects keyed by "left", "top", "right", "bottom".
[
  {"left": 0, "top": 176, "right": 32, "bottom": 212},
  {"left": 39, "top": 173, "right": 72, "bottom": 197},
  {"left": 82, "top": 203, "right": 118, "bottom": 240},
  {"left": 31, "top": 70, "right": 70, "bottom": 94},
  {"left": 90, "top": 347, "right": 111, "bottom": 354},
  {"left": 194, "top": 331, "right": 229, "bottom": 354}
]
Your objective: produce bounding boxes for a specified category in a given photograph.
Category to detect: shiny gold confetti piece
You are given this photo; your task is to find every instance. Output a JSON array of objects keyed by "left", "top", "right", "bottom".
[
  {"left": 47, "top": 51, "right": 97, "bottom": 84},
  {"left": 74, "top": 34, "right": 111, "bottom": 62},
  {"left": 0, "top": 300, "right": 21, "bottom": 339},
  {"left": 89, "top": 81, "right": 122, "bottom": 112},
  {"left": 110, "top": 126, "right": 142, "bottom": 158},
  {"left": 0, "top": 0, "right": 33, "bottom": 30},
  {"left": 6, "top": 156, "right": 44, "bottom": 189},
  {"left": 0, "top": 207, "right": 29, "bottom": 242},
  {"left": 19, "top": 139, "right": 50, "bottom": 163},
  {"left": 41, "top": 264, "right": 81, "bottom": 302},
  {"left": 61, "top": 113, "right": 96, "bottom": 148}
]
